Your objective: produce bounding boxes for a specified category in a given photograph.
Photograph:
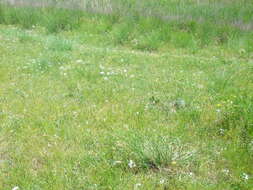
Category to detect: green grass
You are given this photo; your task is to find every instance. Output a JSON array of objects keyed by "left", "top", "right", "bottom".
[
  {"left": 1, "top": 1, "right": 253, "bottom": 52},
  {"left": 0, "top": 1, "right": 253, "bottom": 189}
]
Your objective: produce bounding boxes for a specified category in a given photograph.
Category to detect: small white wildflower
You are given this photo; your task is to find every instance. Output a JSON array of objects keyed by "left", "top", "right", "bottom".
[
  {"left": 222, "top": 169, "right": 230, "bottom": 175},
  {"left": 76, "top": 59, "right": 83, "bottom": 64},
  {"left": 113, "top": 160, "right": 122, "bottom": 165},
  {"left": 100, "top": 71, "right": 105, "bottom": 75},
  {"left": 219, "top": 128, "right": 225, "bottom": 135},
  {"left": 171, "top": 108, "right": 177, "bottom": 113},
  {"left": 242, "top": 173, "right": 249, "bottom": 181},
  {"left": 123, "top": 69, "right": 127, "bottom": 73},
  {"left": 189, "top": 172, "right": 193, "bottom": 176},
  {"left": 216, "top": 109, "right": 221, "bottom": 113},
  {"left": 12, "top": 187, "right": 19, "bottom": 190},
  {"left": 159, "top": 179, "right": 165, "bottom": 184},
  {"left": 195, "top": 105, "right": 201, "bottom": 110},
  {"left": 54, "top": 134, "right": 59, "bottom": 138},
  {"left": 128, "top": 160, "right": 136, "bottom": 168},
  {"left": 73, "top": 111, "right": 78, "bottom": 117},
  {"left": 136, "top": 112, "right": 139, "bottom": 115},
  {"left": 134, "top": 183, "right": 141, "bottom": 189}
]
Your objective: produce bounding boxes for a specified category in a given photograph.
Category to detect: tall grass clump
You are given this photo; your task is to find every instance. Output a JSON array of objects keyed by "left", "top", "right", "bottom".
[
  {"left": 0, "top": 5, "right": 39, "bottom": 28},
  {"left": 0, "top": 4, "right": 83, "bottom": 32},
  {"left": 42, "top": 8, "right": 83, "bottom": 33},
  {"left": 106, "top": 130, "right": 197, "bottom": 172}
]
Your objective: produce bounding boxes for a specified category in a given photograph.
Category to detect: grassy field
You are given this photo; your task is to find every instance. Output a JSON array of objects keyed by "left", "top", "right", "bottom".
[{"left": 0, "top": 1, "right": 253, "bottom": 189}]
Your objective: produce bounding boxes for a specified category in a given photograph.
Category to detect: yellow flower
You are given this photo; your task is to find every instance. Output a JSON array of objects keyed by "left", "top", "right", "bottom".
[{"left": 171, "top": 161, "right": 177, "bottom": 165}]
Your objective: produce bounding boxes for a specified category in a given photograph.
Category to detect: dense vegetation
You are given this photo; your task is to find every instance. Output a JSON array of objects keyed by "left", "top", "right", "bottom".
[
  {"left": 0, "top": 0, "right": 253, "bottom": 189},
  {"left": 1, "top": 0, "right": 253, "bottom": 51}
]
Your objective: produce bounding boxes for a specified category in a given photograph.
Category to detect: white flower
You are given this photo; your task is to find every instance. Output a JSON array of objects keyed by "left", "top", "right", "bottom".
[
  {"left": 242, "top": 173, "right": 249, "bottom": 180},
  {"left": 76, "top": 59, "right": 83, "bottom": 64},
  {"left": 219, "top": 128, "right": 225, "bottom": 135},
  {"left": 159, "top": 179, "right": 165, "bottom": 184},
  {"left": 188, "top": 172, "right": 194, "bottom": 177},
  {"left": 134, "top": 183, "right": 141, "bottom": 189},
  {"left": 12, "top": 187, "right": 19, "bottom": 190},
  {"left": 222, "top": 169, "right": 229, "bottom": 175},
  {"left": 73, "top": 111, "right": 78, "bottom": 117},
  {"left": 113, "top": 160, "right": 122, "bottom": 165},
  {"left": 100, "top": 71, "right": 105, "bottom": 75},
  {"left": 128, "top": 160, "right": 136, "bottom": 168}
]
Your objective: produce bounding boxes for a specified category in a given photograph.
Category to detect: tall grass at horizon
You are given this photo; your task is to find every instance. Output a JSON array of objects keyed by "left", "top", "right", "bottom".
[{"left": 0, "top": 0, "right": 253, "bottom": 52}]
